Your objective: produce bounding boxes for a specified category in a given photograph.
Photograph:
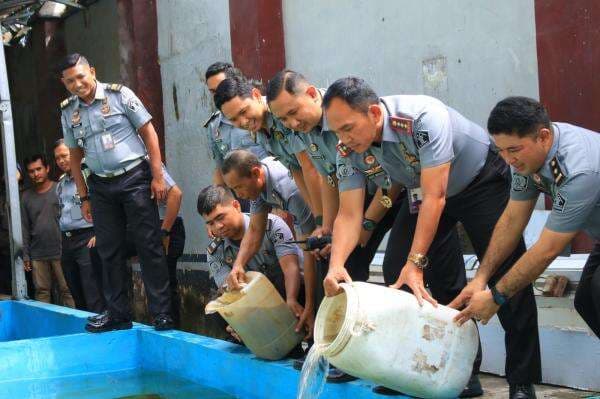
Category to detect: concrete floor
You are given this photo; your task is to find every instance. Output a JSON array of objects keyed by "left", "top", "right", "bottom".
[{"left": 479, "top": 374, "right": 599, "bottom": 398}]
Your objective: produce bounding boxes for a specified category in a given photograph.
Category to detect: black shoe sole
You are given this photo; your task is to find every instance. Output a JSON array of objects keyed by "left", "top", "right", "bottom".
[{"left": 85, "top": 321, "right": 132, "bottom": 333}]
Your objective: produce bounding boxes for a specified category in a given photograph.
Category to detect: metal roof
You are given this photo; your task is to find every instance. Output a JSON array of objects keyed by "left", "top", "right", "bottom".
[{"left": 0, "top": 0, "right": 94, "bottom": 46}]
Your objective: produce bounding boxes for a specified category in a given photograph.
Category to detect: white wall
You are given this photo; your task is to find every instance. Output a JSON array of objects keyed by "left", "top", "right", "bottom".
[
  {"left": 156, "top": 0, "right": 232, "bottom": 253},
  {"left": 282, "top": 0, "right": 540, "bottom": 127}
]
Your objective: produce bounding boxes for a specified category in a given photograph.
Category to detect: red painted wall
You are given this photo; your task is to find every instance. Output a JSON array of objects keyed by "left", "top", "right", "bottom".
[
  {"left": 535, "top": 0, "right": 600, "bottom": 252},
  {"left": 228, "top": 0, "right": 285, "bottom": 82}
]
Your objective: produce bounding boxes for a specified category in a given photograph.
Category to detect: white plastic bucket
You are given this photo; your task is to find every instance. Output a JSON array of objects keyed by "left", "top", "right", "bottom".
[
  {"left": 205, "top": 271, "right": 304, "bottom": 360},
  {"left": 314, "top": 282, "right": 479, "bottom": 398}
]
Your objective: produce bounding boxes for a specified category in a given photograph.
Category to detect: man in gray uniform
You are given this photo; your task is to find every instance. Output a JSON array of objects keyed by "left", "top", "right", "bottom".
[
  {"left": 197, "top": 185, "right": 304, "bottom": 320},
  {"left": 220, "top": 150, "right": 316, "bottom": 338},
  {"left": 214, "top": 76, "right": 323, "bottom": 221},
  {"left": 322, "top": 78, "right": 540, "bottom": 399},
  {"left": 54, "top": 139, "right": 104, "bottom": 313},
  {"left": 455, "top": 96, "right": 600, "bottom": 341},
  {"left": 59, "top": 53, "right": 172, "bottom": 332},
  {"left": 267, "top": 70, "right": 451, "bottom": 285},
  {"left": 203, "top": 62, "right": 268, "bottom": 186}
]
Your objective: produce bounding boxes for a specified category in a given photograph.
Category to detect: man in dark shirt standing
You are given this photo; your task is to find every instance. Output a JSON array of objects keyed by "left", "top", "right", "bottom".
[{"left": 21, "top": 154, "right": 74, "bottom": 307}]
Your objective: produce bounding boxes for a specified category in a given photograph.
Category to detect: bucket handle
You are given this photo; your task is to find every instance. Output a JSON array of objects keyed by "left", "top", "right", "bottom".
[{"left": 349, "top": 283, "right": 376, "bottom": 336}]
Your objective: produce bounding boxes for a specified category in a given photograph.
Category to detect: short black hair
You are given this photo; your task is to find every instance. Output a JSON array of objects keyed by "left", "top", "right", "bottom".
[
  {"left": 197, "top": 185, "right": 235, "bottom": 215},
  {"left": 266, "top": 69, "right": 308, "bottom": 103},
  {"left": 221, "top": 149, "right": 261, "bottom": 178},
  {"left": 24, "top": 154, "right": 49, "bottom": 169},
  {"left": 205, "top": 61, "right": 244, "bottom": 81},
  {"left": 487, "top": 96, "right": 551, "bottom": 138},
  {"left": 213, "top": 76, "right": 254, "bottom": 111},
  {"left": 57, "top": 53, "right": 89, "bottom": 75},
  {"left": 322, "top": 77, "right": 379, "bottom": 114},
  {"left": 53, "top": 138, "right": 65, "bottom": 150}
]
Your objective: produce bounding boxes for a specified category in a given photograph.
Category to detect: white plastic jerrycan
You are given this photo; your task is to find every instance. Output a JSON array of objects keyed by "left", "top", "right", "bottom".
[
  {"left": 314, "top": 282, "right": 479, "bottom": 399},
  {"left": 205, "top": 271, "right": 304, "bottom": 360}
]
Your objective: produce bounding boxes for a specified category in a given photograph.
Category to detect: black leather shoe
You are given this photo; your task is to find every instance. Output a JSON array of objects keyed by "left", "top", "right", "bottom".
[
  {"left": 86, "top": 310, "right": 108, "bottom": 323},
  {"left": 153, "top": 314, "right": 174, "bottom": 331},
  {"left": 460, "top": 374, "right": 484, "bottom": 397},
  {"left": 85, "top": 315, "right": 132, "bottom": 333},
  {"left": 326, "top": 366, "right": 357, "bottom": 383},
  {"left": 509, "top": 384, "right": 536, "bottom": 399},
  {"left": 372, "top": 385, "right": 403, "bottom": 396}
]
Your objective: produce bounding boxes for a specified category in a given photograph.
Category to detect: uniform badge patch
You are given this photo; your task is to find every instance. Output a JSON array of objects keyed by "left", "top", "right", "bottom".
[
  {"left": 327, "top": 175, "right": 336, "bottom": 187},
  {"left": 512, "top": 174, "right": 528, "bottom": 192},
  {"left": 309, "top": 143, "right": 318, "bottom": 152},
  {"left": 71, "top": 110, "right": 81, "bottom": 126},
  {"left": 389, "top": 116, "right": 413, "bottom": 134},
  {"left": 336, "top": 142, "right": 351, "bottom": 157},
  {"left": 364, "top": 154, "right": 376, "bottom": 165},
  {"left": 553, "top": 192, "right": 566, "bottom": 212},
  {"left": 273, "top": 130, "right": 284, "bottom": 140},
  {"left": 273, "top": 232, "right": 284, "bottom": 243},
  {"left": 414, "top": 130, "right": 430, "bottom": 149},
  {"left": 399, "top": 143, "right": 419, "bottom": 167},
  {"left": 127, "top": 98, "right": 142, "bottom": 113},
  {"left": 225, "top": 256, "right": 233, "bottom": 265},
  {"left": 101, "top": 98, "right": 110, "bottom": 115},
  {"left": 338, "top": 164, "right": 355, "bottom": 177}
]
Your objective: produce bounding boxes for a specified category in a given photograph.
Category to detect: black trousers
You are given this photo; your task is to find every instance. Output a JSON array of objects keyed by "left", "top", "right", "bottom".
[
  {"left": 88, "top": 161, "right": 171, "bottom": 320},
  {"left": 413, "top": 150, "right": 541, "bottom": 384},
  {"left": 165, "top": 216, "right": 185, "bottom": 325},
  {"left": 574, "top": 241, "right": 600, "bottom": 338},
  {"left": 61, "top": 227, "right": 105, "bottom": 313},
  {"left": 314, "top": 191, "right": 402, "bottom": 307}
]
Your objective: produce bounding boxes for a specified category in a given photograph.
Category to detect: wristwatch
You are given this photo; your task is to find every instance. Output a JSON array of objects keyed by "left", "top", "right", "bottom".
[
  {"left": 407, "top": 253, "right": 429, "bottom": 269},
  {"left": 74, "top": 194, "right": 89, "bottom": 205},
  {"left": 362, "top": 218, "right": 377, "bottom": 231},
  {"left": 161, "top": 228, "right": 171, "bottom": 237},
  {"left": 490, "top": 285, "right": 508, "bottom": 306}
]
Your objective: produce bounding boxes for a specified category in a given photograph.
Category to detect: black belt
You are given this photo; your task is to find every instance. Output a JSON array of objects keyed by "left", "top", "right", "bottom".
[{"left": 62, "top": 227, "right": 94, "bottom": 238}]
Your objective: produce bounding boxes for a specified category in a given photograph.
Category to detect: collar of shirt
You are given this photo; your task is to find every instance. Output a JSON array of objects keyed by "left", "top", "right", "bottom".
[
  {"left": 379, "top": 99, "right": 401, "bottom": 144},
  {"left": 261, "top": 162, "right": 275, "bottom": 200},
  {"left": 73, "top": 80, "right": 106, "bottom": 109},
  {"left": 540, "top": 122, "right": 562, "bottom": 177}
]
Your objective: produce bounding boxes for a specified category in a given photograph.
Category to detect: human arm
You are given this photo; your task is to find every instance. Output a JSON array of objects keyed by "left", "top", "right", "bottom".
[{"left": 227, "top": 210, "right": 268, "bottom": 289}]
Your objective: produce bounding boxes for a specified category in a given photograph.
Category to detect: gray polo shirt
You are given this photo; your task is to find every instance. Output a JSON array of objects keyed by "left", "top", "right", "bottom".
[
  {"left": 250, "top": 157, "right": 316, "bottom": 234},
  {"left": 335, "top": 95, "right": 490, "bottom": 197},
  {"left": 510, "top": 122, "right": 600, "bottom": 239},
  {"left": 207, "top": 213, "right": 303, "bottom": 287}
]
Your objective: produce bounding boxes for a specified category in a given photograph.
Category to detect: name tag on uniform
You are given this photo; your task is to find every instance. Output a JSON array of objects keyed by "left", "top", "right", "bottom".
[
  {"left": 408, "top": 187, "right": 423, "bottom": 214},
  {"left": 101, "top": 131, "right": 115, "bottom": 151}
]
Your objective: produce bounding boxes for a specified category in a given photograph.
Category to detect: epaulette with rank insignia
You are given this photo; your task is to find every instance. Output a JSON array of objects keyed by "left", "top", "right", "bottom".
[
  {"left": 206, "top": 237, "right": 223, "bottom": 255},
  {"left": 389, "top": 115, "right": 413, "bottom": 135},
  {"left": 59, "top": 95, "right": 76, "bottom": 109},
  {"left": 105, "top": 83, "right": 123, "bottom": 92},
  {"left": 550, "top": 157, "right": 565, "bottom": 186},
  {"left": 336, "top": 141, "right": 352, "bottom": 157},
  {"left": 203, "top": 111, "right": 220, "bottom": 128}
]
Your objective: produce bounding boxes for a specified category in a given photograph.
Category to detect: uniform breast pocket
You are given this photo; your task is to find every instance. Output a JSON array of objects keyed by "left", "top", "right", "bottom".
[
  {"left": 103, "top": 113, "right": 124, "bottom": 128},
  {"left": 70, "top": 205, "right": 83, "bottom": 220}
]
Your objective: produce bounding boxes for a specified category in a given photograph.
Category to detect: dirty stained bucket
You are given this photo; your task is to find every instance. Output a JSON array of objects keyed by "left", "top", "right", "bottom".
[
  {"left": 314, "top": 282, "right": 479, "bottom": 399},
  {"left": 206, "top": 271, "right": 304, "bottom": 360}
]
